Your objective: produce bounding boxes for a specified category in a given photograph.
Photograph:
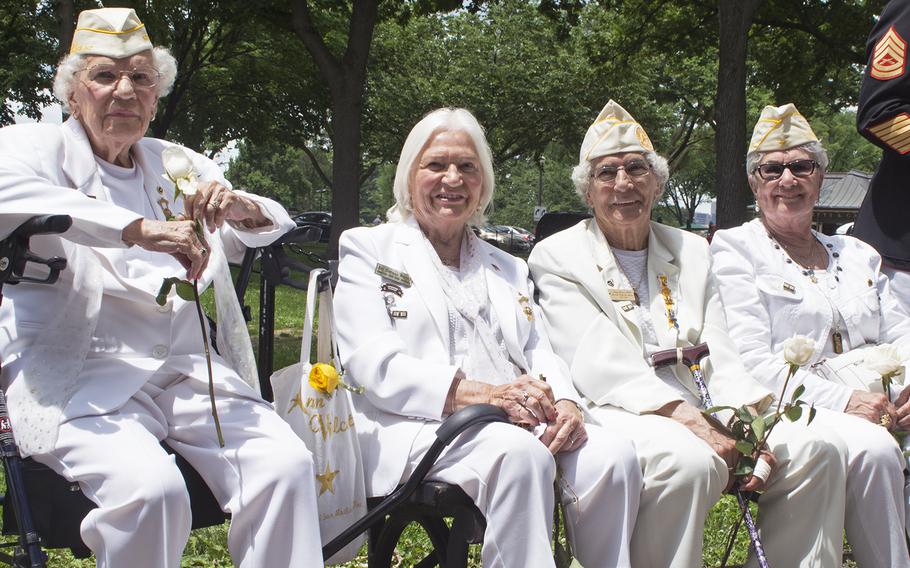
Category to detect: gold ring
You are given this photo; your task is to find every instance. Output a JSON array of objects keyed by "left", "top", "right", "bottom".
[
  {"left": 522, "top": 392, "right": 531, "bottom": 405},
  {"left": 880, "top": 414, "right": 892, "bottom": 427},
  {"left": 209, "top": 199, "right": 220, "bottom": 209}
]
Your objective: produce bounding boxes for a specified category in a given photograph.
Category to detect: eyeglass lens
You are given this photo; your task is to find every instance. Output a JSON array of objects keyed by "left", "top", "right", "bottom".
[
  {"left": 85, "top": 65, "right": 160, "bottom": 88},
  {"left": 594, "top": 161, "right": 650, "bottom": 183},
  {"left": 757, "top": 159, "right": 817, "bottom": 180}
]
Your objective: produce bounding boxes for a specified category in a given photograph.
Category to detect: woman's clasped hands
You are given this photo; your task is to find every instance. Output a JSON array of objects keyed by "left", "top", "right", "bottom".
[{"left": 489, "top": 375, "right": 587, "bottom": 454}]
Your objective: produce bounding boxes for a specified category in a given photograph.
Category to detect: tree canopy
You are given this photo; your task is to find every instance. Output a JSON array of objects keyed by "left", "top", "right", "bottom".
[{"left": 2, "top": 0, "right": 887, "bottom": 237}]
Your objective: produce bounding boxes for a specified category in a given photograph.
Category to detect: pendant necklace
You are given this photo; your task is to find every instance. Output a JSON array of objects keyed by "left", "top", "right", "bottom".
[{"left": 766, "top": 230, "right": 845, "bottom": 353}]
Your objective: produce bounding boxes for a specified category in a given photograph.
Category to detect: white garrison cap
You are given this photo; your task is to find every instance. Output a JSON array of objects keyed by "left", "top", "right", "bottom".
[
  {"left": 749, "top": 103, "right": 819, "bottom": 153},
  {"left": 580, "top": 99, "right": 654, "bottom": 163},
  {"left": 70, "top": 8, "right": 152, "bottom": 58}
]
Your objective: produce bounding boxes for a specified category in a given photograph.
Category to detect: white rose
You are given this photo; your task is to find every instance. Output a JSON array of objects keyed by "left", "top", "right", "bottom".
[
  {"left": 162, "top": 146, "right": 195, "bottom": 179},
  {"left": 175, "top": 173, "right": 198, "bottom": 196},
  {"left": 161, "top": 146, "right": 198, "bottom": 196},
  {"left": 863, "top": 343, "right": 903, "bottom": 377},
  {"left": 783, "top": 335, "right": 815, "bottom": 367}
]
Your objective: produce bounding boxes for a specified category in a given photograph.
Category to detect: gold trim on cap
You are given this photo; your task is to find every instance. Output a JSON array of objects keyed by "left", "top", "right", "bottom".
[{"left": 74, "top": 23, "right": 146, "bottom": 35}]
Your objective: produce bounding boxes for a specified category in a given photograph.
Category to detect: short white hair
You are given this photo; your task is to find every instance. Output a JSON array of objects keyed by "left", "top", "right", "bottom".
[
  {"left": 386, "top": 107, "right": 495, "bottom": 226},
  {"left": 745, "top": 141, "right": 829, "bottom": 176},
  {"left": 53, "top": 46, "right": 178, "bottom": 113},
  {"left": 571, "top": 151, "right": 670, "bottom": 205}
]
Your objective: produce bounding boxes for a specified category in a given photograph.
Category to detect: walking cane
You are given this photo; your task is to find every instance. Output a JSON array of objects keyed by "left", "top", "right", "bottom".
[
  {"left": 0, "top": 214, "right": 72, "bottom": 568},
  {"left": 651, "top": 343, "right": 771, "bottom": 568}
]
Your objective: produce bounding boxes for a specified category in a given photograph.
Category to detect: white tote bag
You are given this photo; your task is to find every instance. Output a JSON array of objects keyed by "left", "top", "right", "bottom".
[{"left": 270, "top": 268, "right": 366, "bottom": 564}]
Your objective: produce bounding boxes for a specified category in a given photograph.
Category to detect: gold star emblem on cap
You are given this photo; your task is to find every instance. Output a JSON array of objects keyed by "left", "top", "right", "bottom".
[{"left": 316, "top": 462, "right": 340, "bottom": 495}]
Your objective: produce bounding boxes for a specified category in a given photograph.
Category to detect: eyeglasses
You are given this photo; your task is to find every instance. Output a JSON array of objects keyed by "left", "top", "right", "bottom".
[
  {"left": 82, "top": 64, "right": 161, "bottom": 89},
  {"left": 753, "top": 159, "right": 818, "bottom": 181},
  {"left": 591, "top": 160, "right": 651, "bottom": 185}
]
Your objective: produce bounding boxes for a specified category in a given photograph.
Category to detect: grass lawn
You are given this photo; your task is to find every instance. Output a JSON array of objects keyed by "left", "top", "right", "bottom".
[{"left": 2, "top": 244, "right": 854, "bottom": 567}]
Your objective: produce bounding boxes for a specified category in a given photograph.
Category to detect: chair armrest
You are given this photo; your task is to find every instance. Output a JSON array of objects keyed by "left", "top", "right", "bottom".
[
  {"left": 321, "top": 404, "right": 508, "bottom": 560},
  {"left": 1, "top": 215, "right": 72, "bottom": 287}
]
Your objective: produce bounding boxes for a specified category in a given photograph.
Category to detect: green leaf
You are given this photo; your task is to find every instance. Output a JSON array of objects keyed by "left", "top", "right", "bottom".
[
  {"left": 807, "top": 405, "right": 817, "bottom": 425},
  {"left": 704, "top": 405, "right": 736, "bottom": 415},
  {"left": 736, "top": 406, "right": 755, "bottom": 424},
  {"left": 785, "top": 406, "right": 803, "bottom": 422},
  {"left": 735, "top": 461, "right": 755, "bottom": 477},
  {"left": 791, "top": 384, "right": 806, "bottom": 402},
  {"left": 734, "top": 440, "right": 755, "bottom": 455},
  {"left": 155, "top": 278, "right": 174, "bottom": 306},
  {"left": 752, "top": 413, "right": 765, "bottom": 440},
  {"left": 175, "top": 280, "right": 196, "bottom": 301}
]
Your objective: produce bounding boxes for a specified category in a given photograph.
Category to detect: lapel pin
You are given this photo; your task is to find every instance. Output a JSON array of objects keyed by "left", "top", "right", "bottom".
[{"left": 518, "top": 294, "right": 534, "bottom": 321}]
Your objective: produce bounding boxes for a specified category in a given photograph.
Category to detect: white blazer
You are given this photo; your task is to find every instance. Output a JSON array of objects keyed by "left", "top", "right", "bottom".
[
  {"left": 528, "top": 219, "right": 771, "bottom": 415},
  {"left": 0, "top": 119, "right": 294, "bottom": 454},
  {"left": 333, "top": 218, "right": 580, "bottom": 496},
  {"left": 711, "top": 219, "right": 910, "bottom": 410}
]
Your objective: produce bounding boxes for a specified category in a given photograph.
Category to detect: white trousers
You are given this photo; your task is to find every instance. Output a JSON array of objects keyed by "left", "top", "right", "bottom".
[
  {"left": 403, "top": 421, "right": 641, "bottom": 568},
  {"left": 590, "top": 406, "right": 846, "bottom": 568},
  {"left": 809, "top": 409, "right": 910, "bottom": 567},
  {"left": 33, "top": 365, "right": 324, "bottom": 568}
]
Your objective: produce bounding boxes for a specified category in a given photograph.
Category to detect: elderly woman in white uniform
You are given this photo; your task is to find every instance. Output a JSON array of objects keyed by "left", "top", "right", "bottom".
[
  {"left": 333, "top": 107, "right": 641, "bottom": 568},
  {"left": 0, "top": 8, "right": 322, "bottom": 567},
  {"left": 529, "top": 100, "right": 848, "bottom": 568},
  {"left": 711, "top": 103, "right": 910, "bottom": 565}
]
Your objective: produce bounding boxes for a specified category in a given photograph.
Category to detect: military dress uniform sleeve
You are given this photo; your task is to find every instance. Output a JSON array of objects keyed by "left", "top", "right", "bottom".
[
  {"left": 857, "top": 1, "right": 910, "bottom": 156},
  {"left": 854, "top": 1, "right": 910, "bottom": 266}
]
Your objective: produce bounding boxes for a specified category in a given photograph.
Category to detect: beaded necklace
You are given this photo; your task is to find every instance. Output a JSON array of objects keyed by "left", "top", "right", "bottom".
[{"left": 765, "top": 229, "right": 845, "bottom": 353}]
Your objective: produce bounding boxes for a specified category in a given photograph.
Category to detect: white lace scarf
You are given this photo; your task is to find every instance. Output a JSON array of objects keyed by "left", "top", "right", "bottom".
[{"left": 419, "top": 228, "right": 514, "bottom": 383}]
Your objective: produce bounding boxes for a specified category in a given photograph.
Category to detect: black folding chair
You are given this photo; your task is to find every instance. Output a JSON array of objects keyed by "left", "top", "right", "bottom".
[
  {"left": 253, "top": 229, "right": 502, "bottom": 567},
  {"left": 534, "top": 211, "right": 591, "bottom": 242},
  {"left": 0, "top": 216, "right": 505, "bottom": 568}
]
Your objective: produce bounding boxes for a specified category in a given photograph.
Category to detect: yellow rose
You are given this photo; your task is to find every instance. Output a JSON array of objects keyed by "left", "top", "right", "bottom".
[{"left": 309, "top": 363, "right": 340, "bottom": 395}]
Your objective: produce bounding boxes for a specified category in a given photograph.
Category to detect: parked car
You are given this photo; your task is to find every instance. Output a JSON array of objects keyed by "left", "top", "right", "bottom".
[
  {"left": 475, "top": 224, "right": 534, "bottom": 253},
  {"left": 292, "top": 211, "right": 331, "bottom": 243}
]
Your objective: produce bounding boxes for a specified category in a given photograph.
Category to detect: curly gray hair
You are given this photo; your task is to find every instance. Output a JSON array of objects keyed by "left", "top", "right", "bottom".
[
  {"left": 745, "top": 141, "right": 829, "bottom": 177},
  {"left": 53, "top": 46, "right": 178, "bottom": 113},
  {"left": 571, "top": 151, "right": 670, "bottom": 206}
]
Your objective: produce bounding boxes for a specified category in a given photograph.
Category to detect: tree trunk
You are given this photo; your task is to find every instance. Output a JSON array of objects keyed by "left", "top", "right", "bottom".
[
  {"left": 291, "top": 0, "right": 378, "bottom": 259},
  {"left": 330, "top": 89, "right": 363, "bottom": 257},
  {"left": 55, "top": 0, "right": 74, "bottom": 58},
  {"left": 715, "top": 0, "right": 761, "bottom": 228}
]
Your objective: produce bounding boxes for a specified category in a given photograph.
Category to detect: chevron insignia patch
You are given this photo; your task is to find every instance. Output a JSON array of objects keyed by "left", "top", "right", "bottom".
[
  {"left": 871, "top": 26, "right": 907, "bottom": 80},
  {"left": 868, "top": 112, "right": 910, "bottom": 154}
]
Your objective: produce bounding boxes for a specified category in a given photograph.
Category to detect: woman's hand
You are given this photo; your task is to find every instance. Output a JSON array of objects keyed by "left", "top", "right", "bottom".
[
  {"left": 892, "top": 386, "right": 910, "bottom": 431},
  {"left": 540, "top": 399, "right": 588, "bottom": 455},
  {"left": 122, "top": 218, "right": 209, "bottom": 279},
  {"left": 845, "top": 390, "right": 898, "bottom": 430},
  {"left": 189, "top": 182, "right": 271, "bottom": 232},
  {"left": 738, "top": 448, "right": 778, "bottom": 493},
  {"left": 658, "top": 401, "right": 740, "bottom": 491},
  {"left": 489, "top": 374, "right": 557, "bottom": 427}
]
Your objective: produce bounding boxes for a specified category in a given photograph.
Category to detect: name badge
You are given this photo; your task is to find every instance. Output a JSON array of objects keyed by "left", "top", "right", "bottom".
[
  {"left": 375, "top": 263, "right": 412, "bottom": 287},
  {"left": 389, "top": 310, "right": 408, "bottom": 319},
  {"left": 782, "top": 282, "right": 796, "bottom": 293},
  {"left": 608, "top": 288, "right": 637, "bottom": 302}
]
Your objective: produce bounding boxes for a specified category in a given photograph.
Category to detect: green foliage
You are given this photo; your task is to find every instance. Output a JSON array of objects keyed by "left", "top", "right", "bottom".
[
  {"left": 0, "top": 1, "right": 60, "bottom": 125},
  {"left": 227, "top": 140, "right": 332, "bottom": 211}
]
